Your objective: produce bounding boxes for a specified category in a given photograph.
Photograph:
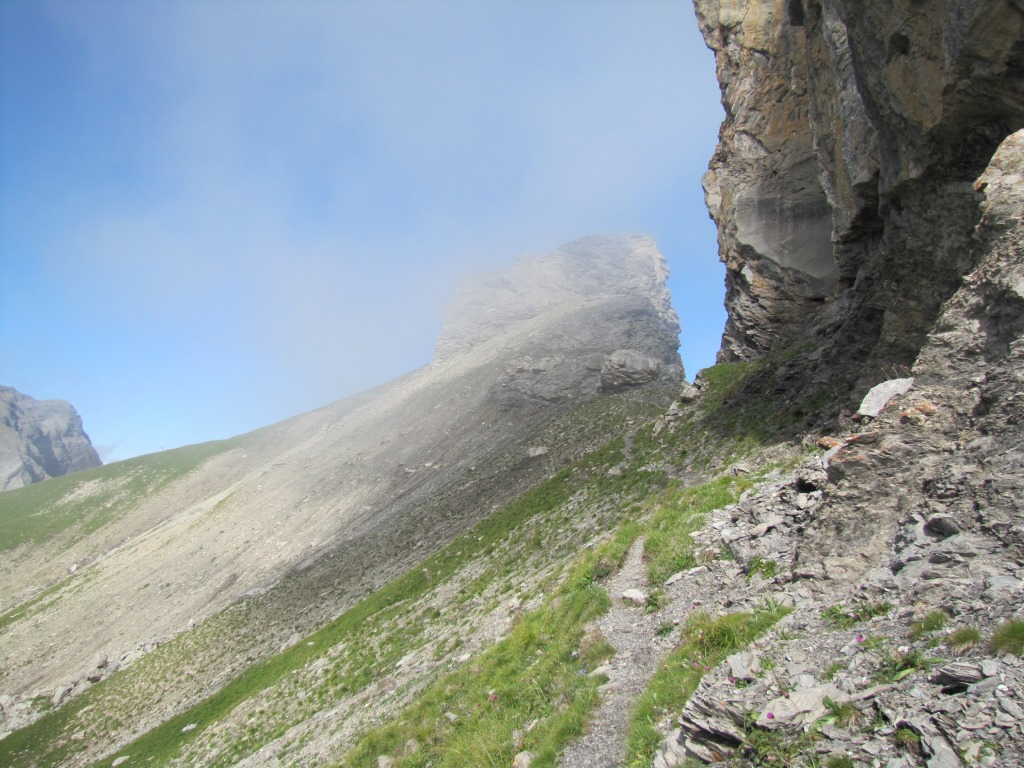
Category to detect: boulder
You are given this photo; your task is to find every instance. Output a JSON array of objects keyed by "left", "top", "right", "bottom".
[
  {"left": 856, "top": 378, "right": 915, "bottom": 420},
  {"left": 599, "top": 349, "right": 664, "bottom": 392}
]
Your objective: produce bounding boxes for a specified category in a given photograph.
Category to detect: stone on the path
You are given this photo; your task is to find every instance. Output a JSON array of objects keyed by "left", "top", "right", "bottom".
[
  {"left": 621, "top": 588, "right": 647, "bottom": 605},
  {"left": 758, "top": 684, "right": 846, "bottom": 729}
]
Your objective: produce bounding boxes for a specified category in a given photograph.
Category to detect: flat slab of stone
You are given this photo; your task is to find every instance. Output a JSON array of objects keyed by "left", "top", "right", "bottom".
[
  {"left": 857, "top": 378, "right": 914, "bottom": 419},
  {"left": 621, "top": 588, "right": 647, "bottom": 605}
]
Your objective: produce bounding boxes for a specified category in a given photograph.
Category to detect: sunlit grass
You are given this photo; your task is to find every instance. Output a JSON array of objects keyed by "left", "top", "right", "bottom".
[
  {"left": 644, "top": 475, "right": 751, "bottom": 585},
  {"left": 0, "top": 439, "right": 236, "bottom": 553},
  {"left": 626, "top": 602, "right": 791, "bottom": 767},
  {"left": 991, "top": 618, "right": 1024, "bottom": 656}
]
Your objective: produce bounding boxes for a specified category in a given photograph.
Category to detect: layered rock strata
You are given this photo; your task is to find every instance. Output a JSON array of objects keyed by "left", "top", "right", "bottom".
[
  {"left": 696, "top": 0, "right": 1024, "bottom": 391},
  {"left": 653, "top": 130, "right": 1024, "bottom": 768}
]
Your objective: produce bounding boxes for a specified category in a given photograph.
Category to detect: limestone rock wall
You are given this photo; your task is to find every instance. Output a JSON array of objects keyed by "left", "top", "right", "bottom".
[
  {"left": 652, "top": 129, "right": 1024, "bottom": 768},
  {"left": 696, "top": 0, "right": 1024, "bottom": 388},
  {"left": 0, "top": 386, "right": 102, "bottom": 491}
]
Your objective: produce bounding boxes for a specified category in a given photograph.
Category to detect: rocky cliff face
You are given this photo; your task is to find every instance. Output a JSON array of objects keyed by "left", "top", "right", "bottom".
[
  {"left": 696, "top": 0, "right": 1024, "bottom": 391},
  {"left": 645, "top": 3, "right": 1024, "bottom": 764},
  {"left": 0, "top": 386, "right": 102, "bottom": 491},
  {"left": 650, "top": 126, "right": 1024, "bottom": 768}
]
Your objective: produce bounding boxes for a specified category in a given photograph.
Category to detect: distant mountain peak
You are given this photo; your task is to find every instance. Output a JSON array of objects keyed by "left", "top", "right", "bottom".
[
  {"left": 433, "top": 234, "right": 681, "bottom": 370},
  {"left": 0, "top": 385, "right": 102, "bottom": 491}
]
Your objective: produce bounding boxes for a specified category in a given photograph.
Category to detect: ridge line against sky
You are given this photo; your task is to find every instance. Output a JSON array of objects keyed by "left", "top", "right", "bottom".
[{"left": 0, "top": 0, "right": 725, "bottom": 462}]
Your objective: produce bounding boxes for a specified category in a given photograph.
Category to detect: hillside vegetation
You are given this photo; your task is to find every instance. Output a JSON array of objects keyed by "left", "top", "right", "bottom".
[{"left": 0, "top": 361, "right": 804, "bottom": 768}]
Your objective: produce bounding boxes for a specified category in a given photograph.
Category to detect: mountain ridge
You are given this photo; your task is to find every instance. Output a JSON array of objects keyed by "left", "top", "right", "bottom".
[
  {"left": 0, "top": 234, "right": 683, "bottom": 758},
  {"left": 4, "top": 3, "right": 1024, "bottom": 766}
]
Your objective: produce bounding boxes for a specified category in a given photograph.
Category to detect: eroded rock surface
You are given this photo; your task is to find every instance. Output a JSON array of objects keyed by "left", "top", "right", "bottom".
[
  {"left": 650, "top": 127, "right": 1024, "bottom": 768},
  {"left": 0, "top": 386, "right": 101, "bottom": 491},
  {"left": 696, "top": 0, "right": 1024, "bottom": 390}
]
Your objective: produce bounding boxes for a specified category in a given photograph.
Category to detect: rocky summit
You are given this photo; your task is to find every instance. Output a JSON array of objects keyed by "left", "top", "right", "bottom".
[
  {"left": 0, "top": 386, "right": 102, "bottom": 491},
  {"left": 3, "top": 3, "right": 1024, "bottom": 768},
  {"left": 436, "top": 234, "right": 683, "bottom": 401}
]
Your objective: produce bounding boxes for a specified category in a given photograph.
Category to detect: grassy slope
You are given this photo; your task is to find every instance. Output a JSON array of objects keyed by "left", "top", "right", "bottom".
[
  {"left": 0, "top": 394, "right": 664, "bottom": 768},
  {"left": 0, "top": 358, "right": 822, "bottom": 768},
  {"left": 0, "top": 438, "right": 237, "bottom": 554}
]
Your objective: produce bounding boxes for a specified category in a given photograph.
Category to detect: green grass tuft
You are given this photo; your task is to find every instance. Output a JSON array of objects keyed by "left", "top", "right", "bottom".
[
  {"left": 822, "top": 661, "right": 846, "bottom": 681},
  {"left": 745, "top": 556, "right": 778, "bottom": 582},
  {"left": 910, "top": 610, "right": 947, "bottom": 641},
  {"left": 874, "top": 649, "right": 939, "bottom": 683},
  {"left": 945, "top": 626, "right": 981, "bottom": 655},
  {"left": 821, "top": 696, "right": 859, "bottom": 729},
  {"left": 821, "top": 601, "right": 890, "bottom": 630},
  {"left": 893, "top": 726, "right": 920, "bottom": 751},
  {"left": 644, "top": 476, "right": 750, "bottom": 585},
  {"left": 990, "top": 618, "right": 1024, "bottom": 656}
]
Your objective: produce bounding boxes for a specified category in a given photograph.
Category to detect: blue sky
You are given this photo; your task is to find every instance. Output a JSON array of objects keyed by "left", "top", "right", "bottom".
[{"left": 0, "top": 0, "right": 724, "bottom": 462}]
